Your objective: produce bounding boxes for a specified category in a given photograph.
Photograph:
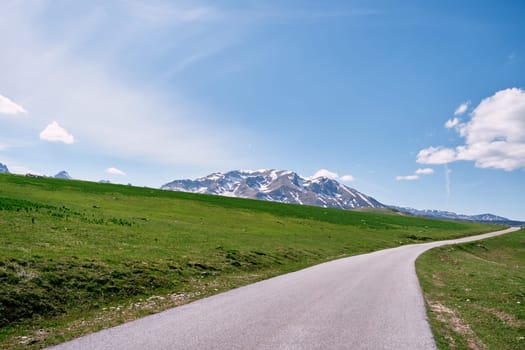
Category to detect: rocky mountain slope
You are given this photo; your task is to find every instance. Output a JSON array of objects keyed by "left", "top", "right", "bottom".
[
  {"left": 0, "top": 162, "right": 9, "bottom": 173},
  {"left": 54, "top": 170, "right": 72, "bottom": 179},
  {"left": 161, "top": 169, "right": 385, "bottom": 210}
]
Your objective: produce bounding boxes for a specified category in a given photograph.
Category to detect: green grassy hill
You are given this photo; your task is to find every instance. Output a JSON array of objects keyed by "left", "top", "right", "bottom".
[
  {"left": 0, "top": 173, "right": 500, "bottom": 349},
  {"left": 417, "top": 228, "right": 525, "bottom": 350}
]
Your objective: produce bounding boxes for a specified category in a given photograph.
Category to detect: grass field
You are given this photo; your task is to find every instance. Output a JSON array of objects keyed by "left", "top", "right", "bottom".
[
  {"left": 417, "top": 228, "right": 525, "bottom": 349},
  {"left": 0, "top": 173, "right": 500, "bottom": 349}
]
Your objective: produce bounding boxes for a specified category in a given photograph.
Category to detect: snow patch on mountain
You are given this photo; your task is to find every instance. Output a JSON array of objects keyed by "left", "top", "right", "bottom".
[{"left": 161, "top": 169, "right": 385, "bottom": 210}]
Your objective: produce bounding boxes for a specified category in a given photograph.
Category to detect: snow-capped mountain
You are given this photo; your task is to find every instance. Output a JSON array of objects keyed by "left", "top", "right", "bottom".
[
  {"left": 389, "top": 206, "right": 521, "bottom": 225},
  {"left": 0, "top": 163, "right": 9, "bottom": 173},
  {"left": 161, "top": 169, "right": 385, "bottom": 209},
  {"left": 54, "top": 170, "right": 72, "bottom": 179}
]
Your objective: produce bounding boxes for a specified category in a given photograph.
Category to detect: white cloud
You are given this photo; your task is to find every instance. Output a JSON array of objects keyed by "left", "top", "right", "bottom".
[
  {"left": 454, "top": 101, "right": 469, "bottom": 116},
  {"left": 453, "top": 88, "right": 525, "bottom": 171},
  {"left": 395, "top": 175, "right": 419, "bottom": 181},
  {"left": 310, "top": 169, "right": 355, "bottom": 182},
  {"left": 311, "top": 169, "right": 339, "bottom": 180},
  {"left": 39, "top": 121, "right": 75, "bottom": 144},
  {"left": 106, "top": 167, "right": 126, "bottom": 176},
  {"left": 397, "top": 167, "right": 433, "bottom": 180},
  {"left": 444, "top": 117, "right": 460, "bottom": 129},
  {"left": 397, "top": 167, "right": 433, "bottom": 181},
  {"left": 0, "top": 94, "right": 27, "bottom": 115},
  {"left": 340, "top": 174, "right": 355, "bottom": 182},
  {"left": 415, "top": 167, "right": 434, "bottom": 175},
  {"left": 418, "top": 88, "right": 525, "bottom": 171},
  {"left": 416, "top": 146, "right": 457, "bottom": 165}
]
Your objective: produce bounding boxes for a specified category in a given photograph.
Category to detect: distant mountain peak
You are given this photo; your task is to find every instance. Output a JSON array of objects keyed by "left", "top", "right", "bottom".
[
  {"left": 54, "top": 170, "right": 72, "bottom": 179},
  {"left": 161, "top": 169, "right": 385, "bottom": 210},
  {"left": 0, "top": 162, "right": 9, "bottom": 173},
  {"left": 389, "top": 206, "right": 518, "bottom": 224}
]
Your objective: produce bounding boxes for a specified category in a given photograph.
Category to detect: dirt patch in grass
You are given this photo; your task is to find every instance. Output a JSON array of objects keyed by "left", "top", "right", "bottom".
[
  {"left": 417, "top": 229, "right": 525, "bottom": 350},
  {"left": 430, "top": 273, "right": 446, "bottom": 287},
  {"left": 428, "top": 300, "right": 486, "bottom": 350},
  {"left": 472, "top": 305, "right": 524, "bottom": 329}
]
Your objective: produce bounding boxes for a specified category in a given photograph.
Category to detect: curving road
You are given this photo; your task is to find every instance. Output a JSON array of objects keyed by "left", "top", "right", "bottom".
[{"left": 50, "top": 227, "right": 519, "bottom": 350}]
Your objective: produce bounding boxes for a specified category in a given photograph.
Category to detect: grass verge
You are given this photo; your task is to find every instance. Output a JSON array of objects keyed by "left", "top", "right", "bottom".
[
  {"left": 0, "top": 173, "right": 500, "bottom": 349},
  {"left": 416, "top": 228, "right": 525, "bottom": 349}
]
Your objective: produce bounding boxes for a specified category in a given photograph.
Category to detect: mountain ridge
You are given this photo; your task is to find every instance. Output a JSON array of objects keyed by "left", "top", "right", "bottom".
[
  {"left": 162, "top": 169, "right": 385, "bottom": 210},
  {"left": 0, "top": 162, "right": 9, "bottom": 173},
  {"left": 54, "top": 170, "right": 72, "bottom": 179},
  {"left": 161, "top": 169, "right": 522, "bottom": 225},
  {"left": 389, "top": 206, "right": 522, "bottom": 225}
]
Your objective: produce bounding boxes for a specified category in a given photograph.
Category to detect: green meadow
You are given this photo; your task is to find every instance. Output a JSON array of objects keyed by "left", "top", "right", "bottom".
[
  {"left": 0, "top": 173, "right": 499, "bottom": 349},
  {"left": 417, "top": 228, "right": 525, "bottom": 350}
]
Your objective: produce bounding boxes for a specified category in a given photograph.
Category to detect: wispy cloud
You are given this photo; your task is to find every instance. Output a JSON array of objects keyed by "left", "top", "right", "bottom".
[
  {"left": 445, "top": 165, "right": 452, "bottom": 203},
  {"left": 311, "top": 169, "right": 355, "bottom": 182},
  {"left": 508, "top": 52, "right": 517, "bottom": 64},
  {"left": 396, "top": 175, "right": 419, "bottom": 181},
  {"left": 124, "top": 2, "right": 218, "bottom": 23},
  {"left": 311, "top": 169, "right": 338, "bottom": 180},
  {"left": 106, "top": 167, "right": 126, "bottom": 176},
  {"left": 241, "top": 6, "right": 378, "bottom": 21},
  {"left": 444, "top": 117, "right": 460, "bottom": 129},
  {"left": 0, "top": 94, "right": 27, "bottom": 115},
  {"left": 39, "top": 122, "right": 75, "bottom": 144},
  {"left": 0, "top": 2, "right": 249, "bottom": 168},
  {"left": 397, "top": 167, "right": 434, "bottom": 181},
  {"left": 418, "top": 88, "right": 525, "bottom": 171},
  {"left": 417, "top": 146, "right": 456, "bottom": 165},
  {"left": 340, "top": 174, "right": 355, "bottom": 182},
  {"left": 415, "top": 168, "right": 434, "bottom": 175},
  {"left": 454, "top": 101, "right": 470, "bottom": 116}
]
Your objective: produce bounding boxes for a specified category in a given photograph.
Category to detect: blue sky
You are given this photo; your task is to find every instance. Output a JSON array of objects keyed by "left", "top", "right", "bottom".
[{"left": 1, "top": 0, "right": 524, "bottom": 220}]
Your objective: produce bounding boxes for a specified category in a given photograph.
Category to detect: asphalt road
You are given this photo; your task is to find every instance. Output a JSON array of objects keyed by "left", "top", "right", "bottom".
[{"left": 50, "top": 227, "right": 519, "bottom": 350}]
